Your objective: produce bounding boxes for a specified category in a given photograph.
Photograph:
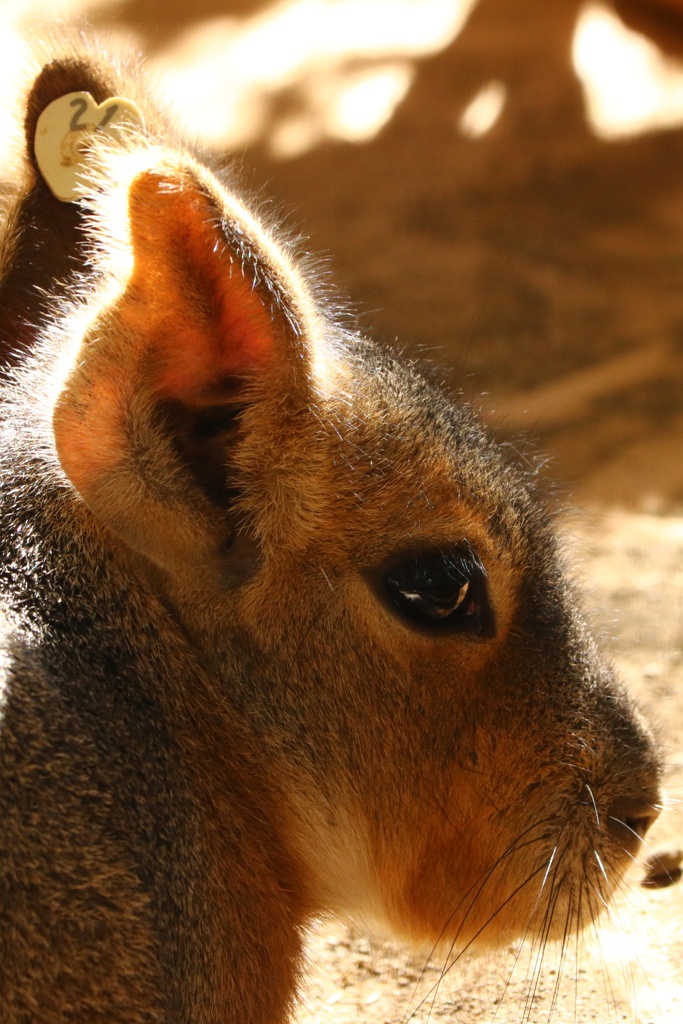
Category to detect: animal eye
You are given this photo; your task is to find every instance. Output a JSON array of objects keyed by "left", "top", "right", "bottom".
[{"left": 383, "top": 549, "right": 493, "bottom": 634}]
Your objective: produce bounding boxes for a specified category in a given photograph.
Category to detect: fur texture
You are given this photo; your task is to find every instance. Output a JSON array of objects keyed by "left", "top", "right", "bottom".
[{"left": 0, "top": 31, "right": 662, "bottom": 1024}]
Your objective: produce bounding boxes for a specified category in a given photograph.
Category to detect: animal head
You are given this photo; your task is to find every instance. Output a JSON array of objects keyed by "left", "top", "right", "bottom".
[{"left": 1, "top": 42, "right": 662, "bottom": 954}]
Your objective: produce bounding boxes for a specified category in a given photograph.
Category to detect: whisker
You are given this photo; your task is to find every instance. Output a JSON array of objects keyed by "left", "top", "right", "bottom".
[
  {"left": 587, "top": 882, "right": 622, "bottom": 1024},
  {"left": 594, "top": 849, "right": 609, "bottom": 887},
  {"left": 545, "top": 881, "right": 575, "bottom": 1024},
  {"left": 574, "top": 877, "right": 583, "bottom": 1023},
  {"left": 488, "top": 840, "right": 566, "bottom": 1024},
  {"left": 407, "top": 859, "right": 551, "bottom": 1022},
  {"left": 522, "top": 860, "right": 566, "bottom": 1022},
  {"left": 403, "top": 819, "right": 555, "bottom": 1021},
  {"left": 584, "top": 783, "right": 600, "bottom": 828}
]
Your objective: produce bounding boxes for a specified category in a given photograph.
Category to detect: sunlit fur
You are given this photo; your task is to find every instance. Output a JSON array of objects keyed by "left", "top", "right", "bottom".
[{"left": 0, "top": 29, "right": 662, "bottom": 1024}]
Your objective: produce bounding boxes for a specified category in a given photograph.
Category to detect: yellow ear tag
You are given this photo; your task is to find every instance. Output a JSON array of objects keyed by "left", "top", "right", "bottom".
[{"left": 34, "top": 92, "right": 145, "bottom": 202}]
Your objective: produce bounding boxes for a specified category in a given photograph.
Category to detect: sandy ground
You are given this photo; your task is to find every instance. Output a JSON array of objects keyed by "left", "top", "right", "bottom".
[{"left": 3, "top": 0, "right": 683, "bottom": 1020}]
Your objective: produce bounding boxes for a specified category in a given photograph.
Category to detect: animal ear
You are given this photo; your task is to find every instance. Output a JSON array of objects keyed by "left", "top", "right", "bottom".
[
  {"left": 0, "top": 51, "right": 127, "bottom": 362},
  {"left": 53, "top": 155, "right": 318, "bottom": 580}
]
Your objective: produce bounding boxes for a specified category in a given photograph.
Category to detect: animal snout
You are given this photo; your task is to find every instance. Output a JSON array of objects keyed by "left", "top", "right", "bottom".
[
  {"left": 606, "top": 794, "right": 661, "bottom": 856},
  {"left": 578, "top": 665, "right": 663, "bottom": 861}
]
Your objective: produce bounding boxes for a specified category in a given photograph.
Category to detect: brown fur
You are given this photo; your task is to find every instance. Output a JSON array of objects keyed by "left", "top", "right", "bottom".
[{"left": 0, "top": 30, "right": 662, "bottom": 1024}]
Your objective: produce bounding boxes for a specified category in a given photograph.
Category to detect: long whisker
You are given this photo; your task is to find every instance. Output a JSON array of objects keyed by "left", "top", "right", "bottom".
[
  {"left": 573, "top": 874, "right": 584, "bottom": 1022},
  {"left": 584, "top": 784, "right": 600, "bottom": 828},
  {"left": 521, "top": 857, "right": 566, "bottom": 1023},
  {"left": 586, "top": 880, "right": 622, "bottom": 1022},
  {"left": 488, "top": 844, "right": 563, "bottom": 1024},
  {"left": 545, "top": 874, "right": 575, "bottom": 1023},
  {"left": 406, "top": 858, "right": 551, "bottom": 1022},
  {"left": 403, "top": 818, "right": 555, "bottom": 1021},
  {"left": 436, "top": 821, "right": 573, "bottom": 1023}
]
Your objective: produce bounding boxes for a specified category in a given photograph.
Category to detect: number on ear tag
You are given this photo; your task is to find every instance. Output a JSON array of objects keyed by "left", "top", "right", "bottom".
[{"left": 34, "top": 92, "right": 145, "bottom": 202}]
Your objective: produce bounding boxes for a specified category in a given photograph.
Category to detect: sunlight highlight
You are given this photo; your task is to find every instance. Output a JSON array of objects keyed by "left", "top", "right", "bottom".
[
  {"left": 326, "top": 64, "right": 414, "bottom": 142},
  {"left": 270, "top": 63, "right": 414, "bottom": 157},
  {"left": 4, "top": 0, "right": 113, "bottom": 14},
  {"left": 459, "top": 80, "right": 507, "bottom": 138},
  {"left": 154, "top": 0, "right": 479, "bottom": 155},
  {"left": 573, "top": 1, "right": 683, "bottom": 139}
]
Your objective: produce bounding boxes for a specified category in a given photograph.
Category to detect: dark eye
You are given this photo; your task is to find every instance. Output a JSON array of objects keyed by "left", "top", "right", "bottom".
[{"left": 383, "top": 548, "right": 493, "bottom": 634}]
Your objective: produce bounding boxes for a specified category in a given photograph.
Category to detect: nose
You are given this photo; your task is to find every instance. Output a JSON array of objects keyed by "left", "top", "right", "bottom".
[{"left": 607, "top": 795, "right": 660, "bottom": 856}]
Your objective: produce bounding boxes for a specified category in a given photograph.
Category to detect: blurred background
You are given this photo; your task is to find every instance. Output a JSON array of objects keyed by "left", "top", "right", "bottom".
[
  {"left": 4, "top": 2, "right": 683, "bottom": 1020},
  {"left": 5, "top": 0, "right": 683, "bottom": 510}
]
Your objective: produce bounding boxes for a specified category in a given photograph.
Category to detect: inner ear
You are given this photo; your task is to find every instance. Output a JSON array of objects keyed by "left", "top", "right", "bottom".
[
  {"left": 53, "top": 162, "right": 311, "bottom": 579},
  {"left": 164, "top": 396, "right": 247, "bottom": 510},
  {"left": 122, "top": 171, "right": 281, "bottom": 406}
]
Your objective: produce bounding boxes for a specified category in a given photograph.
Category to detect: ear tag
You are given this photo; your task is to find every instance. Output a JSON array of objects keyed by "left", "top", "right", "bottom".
[{"left": 34, "top": 92, "right": 145, "bottom": 202}]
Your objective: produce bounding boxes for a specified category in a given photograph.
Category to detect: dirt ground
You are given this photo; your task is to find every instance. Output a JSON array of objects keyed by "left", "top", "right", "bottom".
[{"left": 5, "top": 0, "right": 683, "bottom": 1020}]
